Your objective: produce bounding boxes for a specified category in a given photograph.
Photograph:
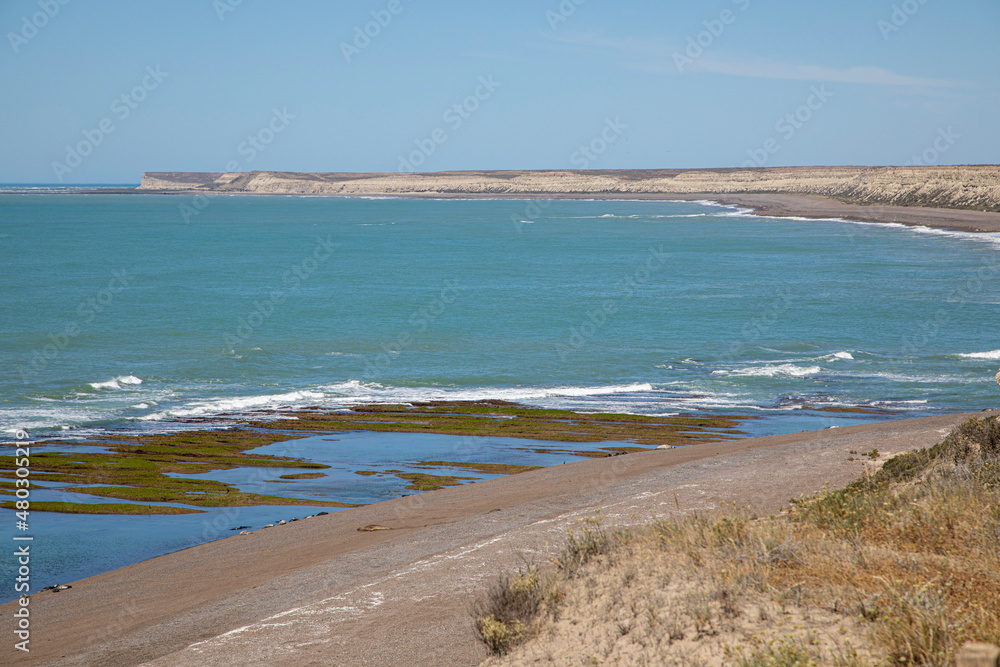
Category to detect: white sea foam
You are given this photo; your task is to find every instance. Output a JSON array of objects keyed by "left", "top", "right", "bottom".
[
  {"left": 89, "top": 380, "right": 121, "bottom": 390},
  {"left": 141, "top": 389, "right": 327, "bottom": 421},
  {"left": 956, "top": 349, "right": 1000, "bottom": 360},
  {"left": 322, "top": 381, "right": 657, "bottom": 403},
  {"left": 713, "top": 364, "right": 822, "bottom": 378},
  {"left": 827, "top": 351, "right": 855, "bottom": 361},
  {"left": 690, "top": 199, "right": 1000, "bottom": 250},
  {"left": 836, "top": 219, "right": 1000, "bottom": 249},
  {"left": 137, "top": 382, "right": 659, "bottom": 422},
  {"left": 89, "top": 375, "right": 143, "bottom": 390}
]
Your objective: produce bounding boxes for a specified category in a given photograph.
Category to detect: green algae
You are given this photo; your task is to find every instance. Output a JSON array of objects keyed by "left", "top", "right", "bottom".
[
  {"left": 0, "top": 401, "right": 746, "bottom": 515},
  {"left": 0, "top": 429, "right": 335, "bottom": 514},
  {"left": 253, "top": 401, "right": 744, "bottom": 447},
  {"left": 394, "top": 472, "right": 479, "bottom": 491},
  {"left": 64, "top": 485, "right": 353, "bottom": 508},
  {"left": 1, "top": 501, "right": 205, "bottom": 515},
  {"left": 413, "top": 461, "right": 542, "bottom": 475}
]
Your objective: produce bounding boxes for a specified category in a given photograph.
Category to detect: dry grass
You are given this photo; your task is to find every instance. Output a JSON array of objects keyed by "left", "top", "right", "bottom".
[{"left": 476, "top": 415, "right": 1000, "bottom": 666}]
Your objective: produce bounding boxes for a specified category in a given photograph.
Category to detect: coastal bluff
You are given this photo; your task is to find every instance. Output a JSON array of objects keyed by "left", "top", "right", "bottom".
[{"left": 138, "top": 166, "right": 1000, "bottom": 212}]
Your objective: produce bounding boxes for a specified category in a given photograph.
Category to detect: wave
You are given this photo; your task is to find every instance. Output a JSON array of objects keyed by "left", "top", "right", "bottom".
[
  {"left": 88, "top": 375, "right": 143, "bottom": 390},
  {"left": 141, "top": 389, "right": 327, "bottom": 421},
  {"left": 317, "top": 380, "right": 660, "bottom": 405},
  {"left": 956, "top": 350, "right": 1000, "bottom": 360},
  {"left": 834, "top": 219, "right": 1000, "bottom": 249},
  {"left": 138, "top": 382, "right": 659, "bottom": 422},
  {"left": 712, "top": 364, "right": 822, "bottom": 378}
]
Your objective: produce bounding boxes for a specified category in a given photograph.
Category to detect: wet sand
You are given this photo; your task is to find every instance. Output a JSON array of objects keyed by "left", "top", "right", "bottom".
[{"left": 3, "top": 411, "right": 994, "bottom": 666}]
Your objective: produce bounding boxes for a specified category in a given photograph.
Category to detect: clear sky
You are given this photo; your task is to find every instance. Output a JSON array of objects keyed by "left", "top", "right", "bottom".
[{"left": 1, "top": 0, "right": 997, "bottom": 183}]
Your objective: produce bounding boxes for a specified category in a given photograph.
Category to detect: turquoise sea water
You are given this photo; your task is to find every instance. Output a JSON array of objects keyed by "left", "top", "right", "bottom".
[{"left": 2, "top": 191, "right": 1000, "bottom": 596}]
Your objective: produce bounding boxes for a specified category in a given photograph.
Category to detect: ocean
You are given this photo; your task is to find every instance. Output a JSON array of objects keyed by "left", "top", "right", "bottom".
[{"left": 2, "top": 190, "right": 999, "bottom": 594}]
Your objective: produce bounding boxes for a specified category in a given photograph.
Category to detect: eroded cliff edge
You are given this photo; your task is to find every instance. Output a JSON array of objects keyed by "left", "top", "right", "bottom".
[{"left": 138, "top": 166, "right": 1000, "bottom": 212}]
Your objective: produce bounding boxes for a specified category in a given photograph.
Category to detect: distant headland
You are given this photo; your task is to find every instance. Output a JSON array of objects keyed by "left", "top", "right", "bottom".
[{"left": 135, "top": 166, "right": 1000, "bottom": 232}]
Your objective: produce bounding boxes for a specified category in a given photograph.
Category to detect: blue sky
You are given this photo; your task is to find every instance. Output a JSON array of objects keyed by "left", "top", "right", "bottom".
[{"left": 1, "top": 0, "right": 997, "bottom": 183}]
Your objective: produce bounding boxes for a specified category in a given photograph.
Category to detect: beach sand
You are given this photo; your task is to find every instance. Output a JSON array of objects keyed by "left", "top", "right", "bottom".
[{"left": 3, "top": 411, "right": 995, "bottom": 666}]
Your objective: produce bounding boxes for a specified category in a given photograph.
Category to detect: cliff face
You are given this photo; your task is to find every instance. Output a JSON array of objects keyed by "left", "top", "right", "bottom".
[{"left": 137, "top": 166, "right": 1000, "bottom": 211}]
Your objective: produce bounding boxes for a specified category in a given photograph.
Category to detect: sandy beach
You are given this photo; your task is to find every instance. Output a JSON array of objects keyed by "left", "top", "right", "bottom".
[{"left": 4, "top": 411, "right": 994, "bottom": 666}]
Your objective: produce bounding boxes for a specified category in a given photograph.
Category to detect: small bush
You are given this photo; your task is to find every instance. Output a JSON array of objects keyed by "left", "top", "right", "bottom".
[
  {"left": 943, "top": 415, "right": 1000, "bottom": 463},
  {"left": 552, "top": 521, "right": 618, "bottom": 576},
  {"left": 474, "top": 568, "right": 547, "bottom": 656},
  {"left": 476, "top": 615, "right": 525, "bottom": 656}
]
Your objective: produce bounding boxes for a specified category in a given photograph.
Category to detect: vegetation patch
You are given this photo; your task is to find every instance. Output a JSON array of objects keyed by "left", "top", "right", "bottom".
[
  {"left": 393, "top": 472, "right": 479, "bottom": 491},
  {"left": 1, "top": 501, "right": 205, "bottom": 515},
  {"left": 0, "top": 402, "right": 745, "bottom": 514},
  {"left": 0, "top": 429, "right": 335, "bottom": 514},
  {"left": 251, "top": 400, "right": 745, "bottom": 446},
  {"left": 476, "top": 415, "right": 1000, "bottom": 665},
  {"left": 63, "top": 484, "right": 353, "bottom": 508},
  {"left": 412, "top": 461, "right": 541, "bottom": 475}
]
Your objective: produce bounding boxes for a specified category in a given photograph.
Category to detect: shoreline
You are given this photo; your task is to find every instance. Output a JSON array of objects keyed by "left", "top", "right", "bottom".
[
  {"left": 71, "top": 188, "right": 1000, "bottom": 234},
  {"left": 3, "top": 410, "right": 995, "bottom": 665}
]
